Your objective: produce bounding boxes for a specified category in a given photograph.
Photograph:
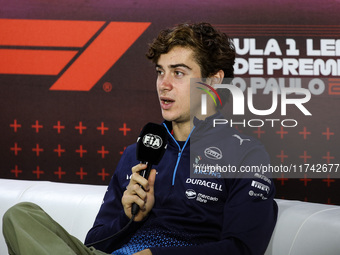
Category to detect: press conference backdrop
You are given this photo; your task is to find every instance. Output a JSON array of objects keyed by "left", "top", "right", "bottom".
[{"left": 0, "top": 0, "right": 339, "bottom": 205}]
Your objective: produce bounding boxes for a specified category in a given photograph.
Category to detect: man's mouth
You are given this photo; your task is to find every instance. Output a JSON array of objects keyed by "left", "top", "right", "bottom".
[
  {"left": 162, "top": 99, "right": 174, "bottom": 104},
  {"left": 160, "top": 97, "right": 174, "bottom": 104},
  {"left": 160, "top": 97, "right": 175, "bottom": 109}
]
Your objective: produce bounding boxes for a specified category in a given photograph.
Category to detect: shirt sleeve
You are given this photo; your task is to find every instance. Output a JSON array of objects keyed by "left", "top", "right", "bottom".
[
  {"left": 150, "top": 145, "right": 278, "bottom": 255},
  {"left": 84, "top": 145, "right": 143, "bottom": 253}
]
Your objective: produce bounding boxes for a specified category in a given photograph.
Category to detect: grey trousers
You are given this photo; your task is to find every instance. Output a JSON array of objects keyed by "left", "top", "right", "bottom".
[{"left": 2, "top": 202, "right": 109, "bottom": 255}]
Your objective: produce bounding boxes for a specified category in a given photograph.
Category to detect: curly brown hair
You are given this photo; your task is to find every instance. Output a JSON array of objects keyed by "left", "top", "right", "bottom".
[{"left": 146, "top": 22, "right": 235, "bottom": 79}]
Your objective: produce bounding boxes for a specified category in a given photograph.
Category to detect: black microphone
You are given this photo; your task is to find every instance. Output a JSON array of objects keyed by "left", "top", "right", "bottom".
[
  {"left": 131, "top": 122, "right": 168, "bottom": 216},
  {"left": 85, "top": 123, "right": 167, "bottom": 247}
]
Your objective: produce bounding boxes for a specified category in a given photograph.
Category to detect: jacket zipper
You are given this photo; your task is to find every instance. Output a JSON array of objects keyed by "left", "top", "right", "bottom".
[{"left": 162, "top": 123, "right": 195, "bottom": 186}]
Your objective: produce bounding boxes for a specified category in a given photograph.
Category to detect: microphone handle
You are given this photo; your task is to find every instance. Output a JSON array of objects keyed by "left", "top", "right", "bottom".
[
  {"left": 139, "top": 161, "right": 152, "bottom": 180},
  {"left": 131, "top": 162, "right": 152, "bottom": 216}
]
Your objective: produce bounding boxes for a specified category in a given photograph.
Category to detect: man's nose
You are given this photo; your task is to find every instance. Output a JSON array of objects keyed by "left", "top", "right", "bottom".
[{"left": 158, "top": 73, "right": 173, "bottom": 91}]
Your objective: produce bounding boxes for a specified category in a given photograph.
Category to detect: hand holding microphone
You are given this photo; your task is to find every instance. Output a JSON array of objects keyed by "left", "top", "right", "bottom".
[
  {"left": 122, "top": 123, "right": 167, "bottom": 221},
  {"left": 86, "top": 124, "right": 167, "bottom": 247},
  {"left": 122, "top": 164, "right": 156, "bottom": 221}
]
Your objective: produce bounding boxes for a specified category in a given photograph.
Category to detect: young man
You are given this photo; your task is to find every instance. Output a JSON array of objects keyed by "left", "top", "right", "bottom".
[
  {"left": 3, "top": 22, "right": 277, "bottom": 255},
  {"left": 85, "top": 22, "right": 277, "bottom": 255}
]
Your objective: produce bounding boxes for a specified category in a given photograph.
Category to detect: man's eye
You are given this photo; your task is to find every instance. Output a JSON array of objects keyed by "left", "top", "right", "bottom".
[
  {"left": 174, "top": 71, "right": 184, "bottom": 77},
  {"left": 156, "top": 70, "right": 164, "bottom": 76}
]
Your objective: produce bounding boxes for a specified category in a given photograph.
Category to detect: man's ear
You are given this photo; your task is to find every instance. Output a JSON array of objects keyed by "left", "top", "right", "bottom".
[
  {"left": 204, "top": 70, "right": 224, "bottom": 87},
  {"left": 211, "top": 70, "right": 225, "bottom": 85}
]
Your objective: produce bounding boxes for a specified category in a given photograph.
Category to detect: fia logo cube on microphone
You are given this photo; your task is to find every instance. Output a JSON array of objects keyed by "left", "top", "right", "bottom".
[
  {"left": 136, "top": 123, "right": 168, "bottom": 165},
  {"left": 142, "top": 134, "right": 163, "bottom": 149}
]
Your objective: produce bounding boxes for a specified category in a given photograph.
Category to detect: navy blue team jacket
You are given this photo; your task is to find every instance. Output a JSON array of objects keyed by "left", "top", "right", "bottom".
[{"left": 85, "top": 112, "right": 278, "bottom": 255}]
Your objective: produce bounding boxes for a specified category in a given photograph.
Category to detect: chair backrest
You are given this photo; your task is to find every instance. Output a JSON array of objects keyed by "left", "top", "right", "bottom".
[
  {"left": 265, "top": 199, "right": 340, "bottom": 255},
  {"left": 0, "top": 178, "right": 107, "bottom": 255},
  {"left": 1, "top": 179, "right": 340, "bottom": 255}
]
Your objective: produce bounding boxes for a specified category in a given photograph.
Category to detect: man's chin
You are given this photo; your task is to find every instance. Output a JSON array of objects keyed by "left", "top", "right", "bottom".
[
  {"left": 162, "top": 114, "right": 175, "bottom": 122},
  {"left": 162, "top": 113, "right": 190, "bottom": 125}
]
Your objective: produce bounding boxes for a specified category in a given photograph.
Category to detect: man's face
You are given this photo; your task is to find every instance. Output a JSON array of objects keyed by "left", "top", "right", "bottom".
[{"left": 156, "top": 46, "right": 202, "bottom": 124}]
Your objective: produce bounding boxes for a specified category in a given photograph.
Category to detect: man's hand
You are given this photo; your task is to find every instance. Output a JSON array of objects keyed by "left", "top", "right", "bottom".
[
  {"left": 133, "top": 249, "right": 152, "bottom": 255},
  {"left": 122, "top": 164, "right": 156, "bottom": 222}
]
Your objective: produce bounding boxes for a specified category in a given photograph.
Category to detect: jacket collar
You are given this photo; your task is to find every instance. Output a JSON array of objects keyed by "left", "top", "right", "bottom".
[{"left": 161, "top": 111, "right": 227, "bottom": 145}]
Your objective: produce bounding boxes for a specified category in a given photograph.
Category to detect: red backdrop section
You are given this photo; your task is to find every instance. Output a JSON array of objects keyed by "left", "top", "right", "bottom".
[{"left": 0, "top": 0, "right": 339, "bottom": 205}]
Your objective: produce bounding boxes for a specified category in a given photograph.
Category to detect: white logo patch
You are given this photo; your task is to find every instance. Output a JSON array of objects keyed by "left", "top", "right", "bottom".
[
  {"left": 251, "top": 180, "right": 270, "bottom": 194},
  {"left": 204, "top": 147, "right": 222, "bottom": 160},
  {"left": 232, "top": 134, "right": 251, "bottom": 145},
  {"left": 185, "top": 189, "right": 197, "bottom": 199},
  {"left": 142, "top": 134, "right": 163, "bottom": 149}
]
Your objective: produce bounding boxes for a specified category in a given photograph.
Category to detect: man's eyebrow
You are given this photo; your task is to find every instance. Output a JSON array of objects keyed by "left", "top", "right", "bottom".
[
  {"left": 155, "top": 64, "right": 192, "bottom": 70},
  {"left": 170, "top": 64, "right": 192, "bottom": 70}
]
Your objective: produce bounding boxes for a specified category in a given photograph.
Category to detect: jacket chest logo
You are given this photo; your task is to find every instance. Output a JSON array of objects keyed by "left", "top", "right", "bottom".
[{"left": 204, "top": 147, "right": 223, "bottom": 160}]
